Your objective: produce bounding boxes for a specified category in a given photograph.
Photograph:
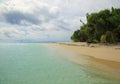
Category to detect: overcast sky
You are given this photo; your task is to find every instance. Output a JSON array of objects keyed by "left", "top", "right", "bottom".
[{"left": 0, "top": 0, "right": 120, "bottom": 42}]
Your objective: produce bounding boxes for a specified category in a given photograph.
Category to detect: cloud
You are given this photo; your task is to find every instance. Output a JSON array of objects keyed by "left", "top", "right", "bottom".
[
  {"left": 3, "top": 11, "right": 41, "bottom": 25},
  {"left": 0, "top": 0, "right": 120, "bottom": 42}
]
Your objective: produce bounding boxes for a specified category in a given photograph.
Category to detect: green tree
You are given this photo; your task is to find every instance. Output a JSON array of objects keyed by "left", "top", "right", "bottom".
[
  {"left": 71, "top": 7, "right": 120, "bottom": 43},
  {"left": 105, "top": 31, "right": 116, "bottom": 43},
  {"left": 71, "top": 30, "right": 80, "bottom": 42}
]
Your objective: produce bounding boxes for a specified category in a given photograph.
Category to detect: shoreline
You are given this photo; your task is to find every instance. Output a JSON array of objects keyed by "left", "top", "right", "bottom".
[
  {"left": 45, "top": 42, "right": 120, "bottom": 79},
  {"left": 45, "top": 42, "right": 120, "bottom": 69},
  {"left": 47, "top": 42, "right": 120, "bottom": 62}
]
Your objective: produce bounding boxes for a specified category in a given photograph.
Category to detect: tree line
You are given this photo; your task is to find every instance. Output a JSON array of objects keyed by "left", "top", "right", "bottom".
[{"left": 71, "top": 7, "right": 120, "bottom": 43}]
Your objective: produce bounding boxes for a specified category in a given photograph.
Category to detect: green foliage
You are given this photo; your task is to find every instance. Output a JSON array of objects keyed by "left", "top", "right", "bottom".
[
  {"left": 79, "top": 29, "right": 88, "bottom": 42},
  {"left": 71, "top": 7, "right": 120, "bottom": 43},
  {"left": 100, "top": 35, "right": 106, "bottom": 43},
  {"left": 71, "top": 30, "right": 80, "bottom": 42},
  {"left": 92, "top": 39, "right": 99, "bottom": 43},
  {"left": 105, "top": 31, "right": 116, "bottom": 43}
]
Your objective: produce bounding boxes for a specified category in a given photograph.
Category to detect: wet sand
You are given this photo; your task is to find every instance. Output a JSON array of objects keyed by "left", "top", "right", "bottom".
[{"left": 45, "top": 42, "right": 120, "bottom": 80}]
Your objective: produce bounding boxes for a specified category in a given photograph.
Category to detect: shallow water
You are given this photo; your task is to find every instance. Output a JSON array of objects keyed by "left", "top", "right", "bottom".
[{"left": 0, "top": 43, "right": 119, "bottom": 84}]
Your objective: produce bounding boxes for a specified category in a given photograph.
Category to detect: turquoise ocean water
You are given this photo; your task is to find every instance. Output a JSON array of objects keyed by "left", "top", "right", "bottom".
[{"left": 0, "top": 43, "right": 119, "bottom": 84}]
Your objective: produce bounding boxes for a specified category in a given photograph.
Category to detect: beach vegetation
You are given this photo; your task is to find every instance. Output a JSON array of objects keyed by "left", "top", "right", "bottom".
[
  {"left": 100, "top": 34, "right": 106, "bottom": 43},
  {"left": 71, "top": 7, "right": 120, "bottom": 43}
]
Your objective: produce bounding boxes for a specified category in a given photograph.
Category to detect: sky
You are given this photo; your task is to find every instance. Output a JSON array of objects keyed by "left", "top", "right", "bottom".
[{"left": 0, "top": 0, "right": 120, "bottom": 42}]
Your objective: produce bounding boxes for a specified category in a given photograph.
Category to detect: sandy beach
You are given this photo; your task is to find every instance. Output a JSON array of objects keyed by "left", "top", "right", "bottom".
[
  {"left": 46, "top": 42, "right": 120, "bottom": 79},
  {"left": 47, "top": 42, "right": 120, "bottom": 62}
]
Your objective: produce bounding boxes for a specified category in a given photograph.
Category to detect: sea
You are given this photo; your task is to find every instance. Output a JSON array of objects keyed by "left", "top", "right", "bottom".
[{"left": 0, "top": 43, "right": 119, "bottom": 84}]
